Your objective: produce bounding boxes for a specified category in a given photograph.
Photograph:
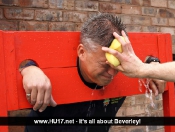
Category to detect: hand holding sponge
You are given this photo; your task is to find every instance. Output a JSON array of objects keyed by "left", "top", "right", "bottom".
[{"left": 105, "top": 37, "right": 124, "bottom": 67}]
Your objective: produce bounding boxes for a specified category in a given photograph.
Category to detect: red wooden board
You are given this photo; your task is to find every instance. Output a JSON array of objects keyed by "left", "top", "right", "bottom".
[{"left": 0, "top": 31, "right": 174, "bottom": 132}]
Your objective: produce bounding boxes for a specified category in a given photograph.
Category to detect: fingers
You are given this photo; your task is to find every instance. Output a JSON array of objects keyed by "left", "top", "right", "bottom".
[
  {"left": 152, "top": 79, "right": 166, "bottom": 94},
  {"left": 113, "top": 31, "right": 135, "bottom": 55},
  {"left": 31, "top": 87, "right": 37, "bottom": 105},
  {"left": 33, "top": 88, "right": 45, "bottom": 111},
  {"left": 102, "top": 47, "right": 123, "bottom": 60},
  {"left": 24, "top": 87, "right": 32, "bottom": 104},
  {"left": 149, "top": 80, "right": 158, "bottom": 96},
  {"left": 32, "top": 83, "right": 57, "bottom": 112},
  {"left": 121, "top": 31, "right": 134, "bottom": 54},
  {"left": 38, "top": 85, "right": 57, "bottom": 112},
  {"left": 50, "top": 95, "right": 57, "bottom": 107}
]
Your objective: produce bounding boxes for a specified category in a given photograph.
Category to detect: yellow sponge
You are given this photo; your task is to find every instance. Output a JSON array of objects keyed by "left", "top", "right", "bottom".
[{"left": 105, "top": 37, "right": 124, "bottom": 66}]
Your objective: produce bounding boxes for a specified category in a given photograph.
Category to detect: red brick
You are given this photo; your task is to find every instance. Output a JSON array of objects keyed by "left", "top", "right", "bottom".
[
  {"left": 145, "top": 100, "right": 163, "bottom": 112},
  {"left": 168, "top": 0, "right": 175, "bottom": 9},
  {"left": 147, "top": 126, "right": 159, "bottom": 132},
  {"left": 116, "top": 106, "right": 126, "bottom": 116},
  {"left": 158, "top": 9, "right": 174, "bottom": 18},
  {"left": 127, "top": 126, "right": 145, "bottom": 132},
  {"left": 122, "top": 5, "right": 141, "bottom": 15},
  {"left": 135, "top": 95, "right": 146, "bottom": 104},
  {"left": 126, "top": 104, "right": 145, "bottom": 116},
  {"left": 111, "top": 0, "right": 132, "bottom": 4},
  {"left": 132, "top": 16, "right": 151, "bottom": 25},
  {"left": 109, "top": 126, "right": 126, "bottom": 132},
  {"left": 99, "top": 2, "right": 121, "bottom": 13},
  {"left": 19, "top": 21, "right": 48, "bottom": 31},
  {"left": 126, "top": 25, "right": 142, "bottom": 32},
  {"left": 8, "top": 109, "right": 30, "bottom": 117},
  {"left": 142, "top": 26, "right": 159, "bottom": 32},
  {"left": 172, "top": 44, "right": 175, "bottom": 54},
  {"left": 121, "top": 96, "right": 135, "bottom": 107},
  {"left": 132, "top": 0, "right": 143, "bottom": 5},
  {"left": 143, "top": 0, "right": 150, "bottom": 6},
  {"left": 0, "top": 0, "right": 18, "bottom": 6},
  {"left": 88, "top": 12, "right": 99, "bottom": 18},
  {"left": 169, "top": 18, "right": 175, "bottom": 27},
  {"left": 49, "top": 22, "right": 76, "bottom": 31},
  {"left": 9, "top": 126, "right": 24, "bottom": 132},
  {"left": 151, "top": 17, "right": 168, "bottom": 26},
  {"left": 151, "top": 0, "right": 167, "bottom": 8},
  {"left": 155, "top": 94, "right": 163, "bottom": 101},
  {"left": 120, "top": 15, "right": 132, "bottom": 24},
  {"left": 18, "top": 0, "right": 48, "bottom": 8},
  {"left": 75, "top": 0, "right": 98, "bottom": 11},
  {"left": 63, "top": 11, "right": 87, "bottom": 22},
  {"left": 99, "top": 0, "right": 111, "bottom": 1},
  {"left": 35, "top": 9, "right": 62, "bottom": 21},
  {"left": 0, "top": 20, "right": 18, "bottom": 30},
  {"left": 152, "top": 128, "right": 165, "bottom": 132},
  {"left": 142, "top": 7, "right": 156, "bottom": 16},
  {"left": 49, "top": 0, "right": 74, "bottom": 10},
  {"left": 4, "top": 8, "right": 34, "bottom": 20},
  {"left": 75, "top": 22, "right": 82, "bottom": 31},
  {"left": 0, "top": 8, "right": 3, "bottom": 19},
  {"left": 160, "top": 27, "right": 175, "bottom": 35}
]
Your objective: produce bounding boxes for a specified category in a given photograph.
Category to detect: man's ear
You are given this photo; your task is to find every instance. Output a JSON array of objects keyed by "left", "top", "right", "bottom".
[{"left": 77, "top": 44, "right": 86, "bottom": 61}]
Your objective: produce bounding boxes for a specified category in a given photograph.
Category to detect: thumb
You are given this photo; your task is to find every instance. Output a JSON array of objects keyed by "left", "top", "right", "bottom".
[
  {"left": 115, "top": 65, "right": 124, "bottom": 72},
  {"left": 50, "top": 95, "right": 57, "bottom": 107}
]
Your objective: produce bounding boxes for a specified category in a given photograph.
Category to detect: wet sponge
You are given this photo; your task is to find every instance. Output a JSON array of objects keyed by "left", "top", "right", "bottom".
[{"left": 105, "top": 37, "right": 124, "bottom": 67}]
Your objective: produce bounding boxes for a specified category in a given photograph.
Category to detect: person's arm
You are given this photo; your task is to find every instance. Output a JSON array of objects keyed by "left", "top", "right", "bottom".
[
  {"left": 139, "top": 62, "right": 175, "bottom": 82},
  {"left": 20, "top": 60, "right": 57, "bottom": 112},
  {"left": 102, "top": 31, "right": 175, "bottom": 82}
]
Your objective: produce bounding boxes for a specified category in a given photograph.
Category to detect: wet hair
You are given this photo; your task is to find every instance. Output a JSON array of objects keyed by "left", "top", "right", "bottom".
[{"left": 80, "top": 13, "right": 127, "bottom": 51}]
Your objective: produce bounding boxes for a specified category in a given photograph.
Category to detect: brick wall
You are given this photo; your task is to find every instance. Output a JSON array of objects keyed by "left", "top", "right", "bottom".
[{"left": 1, "top": 0, "right": 174, "bottom": 132}]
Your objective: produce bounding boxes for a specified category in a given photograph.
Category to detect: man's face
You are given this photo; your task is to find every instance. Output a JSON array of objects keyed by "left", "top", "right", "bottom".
[{"left": 78, "top": 44, "right": 118, "bottom": 86}]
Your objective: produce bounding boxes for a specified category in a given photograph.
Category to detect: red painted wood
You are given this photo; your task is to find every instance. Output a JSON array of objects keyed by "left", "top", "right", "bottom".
[
  {"left": 0, "top": 31, "right": 9, "bottom": 132},
  {"left": 158, "top": 34, "right": 175, "bottom": 132},
  {"left": 3, "top": 32, "right": 19, "bottom": 111},
  {"left": 0, "top": 31, "right": 174, "bottom": 132}
]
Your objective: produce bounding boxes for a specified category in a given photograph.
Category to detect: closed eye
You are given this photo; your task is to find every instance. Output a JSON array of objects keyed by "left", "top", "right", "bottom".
[{"left": 98, "top": 61, "right": 110, "bottom": 69}]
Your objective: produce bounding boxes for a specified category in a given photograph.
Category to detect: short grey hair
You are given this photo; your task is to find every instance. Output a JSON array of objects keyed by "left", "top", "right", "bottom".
[{"left": 80, "top": 13, "right": 127, "bottom": 51}]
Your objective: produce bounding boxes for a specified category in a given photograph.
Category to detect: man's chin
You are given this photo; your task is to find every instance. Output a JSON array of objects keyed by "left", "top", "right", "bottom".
[{"left": 98, "top": 80, "right": 112, "bottom": 86}]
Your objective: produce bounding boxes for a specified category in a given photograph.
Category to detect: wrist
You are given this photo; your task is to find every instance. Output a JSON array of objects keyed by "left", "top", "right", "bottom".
[
  {"left": 21, "top": 65, "right": 38, "bottom": 76},
  {"left": 19, "top": 60, "right": 38, "bottom": 73},
  {"left": 140, "top": 56, "right": 160, "bottom": 78}
]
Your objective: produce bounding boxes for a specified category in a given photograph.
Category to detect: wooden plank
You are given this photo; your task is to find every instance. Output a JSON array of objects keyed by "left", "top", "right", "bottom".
[
  {"left": 3, "top": 32, "right": 19, "bottom": 111},
  {"left": 158, "top": 34, "right": 175, "bottom": 132},
  {"left": 0, "top": 31, "right": 9, "bottom": 132}
]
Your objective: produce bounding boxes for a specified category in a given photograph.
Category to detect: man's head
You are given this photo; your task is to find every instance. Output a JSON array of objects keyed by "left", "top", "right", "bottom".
[{"left": 77, "top": 13, "right": 127, "bottom": 86}]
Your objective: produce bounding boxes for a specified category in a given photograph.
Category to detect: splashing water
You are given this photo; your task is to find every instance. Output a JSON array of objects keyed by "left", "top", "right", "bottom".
[
  {"left": 91, "top": 85, "right": 98, "bottom": 96},
  {"left": 103, "top": 86, "right": 105, "bottom": 90},
  {"left": 138, "top": 78, "right": 155, "bottom": 108},
  {"left": 138, "top": 78, "right": 156, "bottom": 132},
  {"left": 104, "top": 107, "right": 107, "bottom": 112},
  {"left": 138, "top": 79, "right": 142, "bottom": 92}
]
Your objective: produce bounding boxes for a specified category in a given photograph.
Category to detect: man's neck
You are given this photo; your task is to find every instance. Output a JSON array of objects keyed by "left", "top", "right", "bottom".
[{"left": 77, "top": 58, "right": 103, "bottom": 89}]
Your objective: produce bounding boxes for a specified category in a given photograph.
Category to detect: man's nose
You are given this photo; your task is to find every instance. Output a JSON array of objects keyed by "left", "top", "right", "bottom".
[{"left": 107, "top": 67, "right": 117, "bottom": 76}]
